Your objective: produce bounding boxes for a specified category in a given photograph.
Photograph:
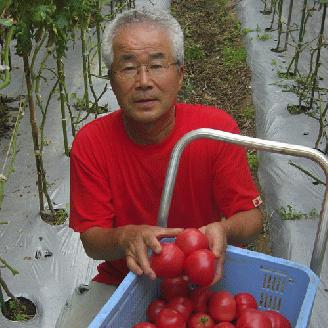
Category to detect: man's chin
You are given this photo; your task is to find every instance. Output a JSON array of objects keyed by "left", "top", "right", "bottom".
[{"left": 127, "top": 106, "right": 161, "bottom": 123}]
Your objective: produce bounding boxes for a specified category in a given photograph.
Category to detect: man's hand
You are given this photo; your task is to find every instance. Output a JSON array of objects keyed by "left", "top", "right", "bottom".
[
  {"left": 80, "top": 225, "right": 182, "bottom": 280},
  {"left": 199, "top": 222, "right": 227, "bottom": 285},
  {"left": 199, "top": 208, "right": 263, "bottom": 285},
  {"left": 119, "top": 225, "right": 183, "bottom": 280}
]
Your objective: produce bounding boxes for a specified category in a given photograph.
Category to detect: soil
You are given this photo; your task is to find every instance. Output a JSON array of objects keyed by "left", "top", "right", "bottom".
[
  {"left": 172, "top": 0, "right": 272, "bottom": 254},
  {"left": 0, "top": 96, "right": 20, "bottom": 139},
  {"left": 1, "top": 297, "right": 36, "bottom": 322},
  {"left": 0, "top": 100, "right": 11, "bottom": 138}
]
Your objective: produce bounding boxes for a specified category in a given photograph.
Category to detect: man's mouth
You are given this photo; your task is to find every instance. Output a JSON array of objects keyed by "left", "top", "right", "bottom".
[{"left": 134, "top": 98, "right": 157, "bottom": 103}]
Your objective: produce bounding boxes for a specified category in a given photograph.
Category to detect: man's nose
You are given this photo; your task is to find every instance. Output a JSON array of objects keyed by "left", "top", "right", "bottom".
[{"left": 135, "top": 66, "right": 153, "bottom": 89}]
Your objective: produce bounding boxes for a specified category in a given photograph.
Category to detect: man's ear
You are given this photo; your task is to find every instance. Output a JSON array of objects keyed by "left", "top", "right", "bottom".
[
  {"left": 108, "top": 69, "right": 117, "bottom": 94},
  {"left": 108, "top": 69, "right": 113, "bottom": 82},
  {"left": 178, "top": 65, "right": 184, "bottom": 89}
]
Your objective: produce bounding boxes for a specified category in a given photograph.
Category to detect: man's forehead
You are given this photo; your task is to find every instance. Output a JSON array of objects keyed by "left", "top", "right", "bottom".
[{"left": 113, "top": 22, "right": 170, "bottom": 46}]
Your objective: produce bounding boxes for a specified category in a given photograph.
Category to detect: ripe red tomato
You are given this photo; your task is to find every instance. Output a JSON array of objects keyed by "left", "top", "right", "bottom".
[
  {"left": 183, "top": 249, "right": 216, "bottom": 286},
  {"left": 175, "top": 228, "right": 209, "bottom": 256},
  {"left": 189, "top": 287, "right": 214, "bottom": 313},
  {"left": 167, "top": 296, "right": 193, "bottom": 321},
  {"left": 147, "top": 298, "right": 166, "bottom": 323},
  {"left": 263, "top": 310, "right": 292, "bottom": 328},
  {"left": 160, "top": 276, "right": 190, "bottom": 301},
  {"left": 214, "top": 323, "right": 236, "bottom": 328},
  {"left": 236, "top": 308, "right": 272, "bottom": 328},
  {"left": 188, "top": 312, "right": 215, "bottom": 328},
  {"left": 208, "top": 290, "right": 236, "bottom": 322},
  {"left": 156, "top": 308, "right": 186, "bottom": 328},
  {"left": 234, "top": 292, "right": 257, "bottom": 318},
  {"left": 133, "top": 322, "right": 157, "bottom": 328},
  {"left": 150, "top": 243, "right": 185, "bottom": 279}
]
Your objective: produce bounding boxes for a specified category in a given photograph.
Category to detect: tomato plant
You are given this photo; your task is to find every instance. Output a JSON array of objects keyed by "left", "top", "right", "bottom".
[
  {"left": 150, "top": 243, "right": 185, "bottom": 279},
  {"left": 234, "top": 292, "right": 257, "bottom": 318},
  {"left": 208, "top": 290, "right": 236, "bottom": 322},
  {"left": 175, "top": 228, "right": 209, "bottom": 256},
  {"left": 188, "top": 312, "right": 215, "bottom": 328},
  {"left": 147, "top": 298, "right": 166, "bottom": 323},
  {"left": 183, "top": 249, "right": 215, "bottom": 286},
  {"left": 189, "top": 287, "right": 214, "bottom": 313},
  {"left": 156, "top": 308, "right": 186, "bottom": 328},
  {"left": 236, "top": 308, "right": 271, "bottom": 328},
  {"left": 263, "top": 310, "right": 291, "bottom": 328},
  {"left": 167, "top": 296, "right": 193, "bottom": 321},
  {"left": 160, "top": 276, "right": 190, "bottom": 301}
]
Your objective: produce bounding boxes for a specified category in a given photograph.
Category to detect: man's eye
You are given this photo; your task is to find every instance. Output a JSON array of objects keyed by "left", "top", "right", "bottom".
[
  {"left": 149, "top": 64, "right": 164, "bottom": 70},
  {"left": 121, "top": 66, "right": 137, "bottom": 72}
]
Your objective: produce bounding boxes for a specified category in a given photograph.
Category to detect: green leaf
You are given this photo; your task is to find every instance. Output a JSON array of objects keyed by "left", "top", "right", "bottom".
[{"left": 0, "top": 18, "right": 14, "bottom": 28}]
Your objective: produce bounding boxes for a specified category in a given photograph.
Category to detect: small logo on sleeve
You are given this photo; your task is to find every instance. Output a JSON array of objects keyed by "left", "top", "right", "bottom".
[{"left": 252, "top": 195, "right": 263, "bottom": 207}]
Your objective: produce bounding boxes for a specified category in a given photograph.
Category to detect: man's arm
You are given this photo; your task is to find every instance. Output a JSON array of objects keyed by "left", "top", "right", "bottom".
[
  {"left": 200, "top": 207, "right": 263, "bottom": 284},
  {"left": 80, "top": 225, "right": 183, "bottom": 280}
]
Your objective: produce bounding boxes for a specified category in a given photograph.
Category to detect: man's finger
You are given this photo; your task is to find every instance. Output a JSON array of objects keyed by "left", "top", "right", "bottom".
[
  {"left": 136, "top": 244, "right": 157, "bottom": 280},
  {"left": 126, "top": 255, "right": 143, "bottom": 276},
  {"left": 211, "top": 256, "right": 225, "bottom": 285},
  {"left": 146, "top": 234, "right": 162, "bottom": 254},
  {"left": 156, "top": 227, "right": 184, "bottom": 239}
]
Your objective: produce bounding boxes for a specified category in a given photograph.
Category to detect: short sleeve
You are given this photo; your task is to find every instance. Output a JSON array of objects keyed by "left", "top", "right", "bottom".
[
  {"left": 213, "top": 122, "right": 262, "bottom": 218},
  {"left": 69, "top": 130, "right": 114, "bottom": 233}
]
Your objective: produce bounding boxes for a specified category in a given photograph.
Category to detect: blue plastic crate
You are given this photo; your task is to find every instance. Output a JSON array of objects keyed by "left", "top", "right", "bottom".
[{"left": 89, "top": 245, "right": 319, "bottom": 328}]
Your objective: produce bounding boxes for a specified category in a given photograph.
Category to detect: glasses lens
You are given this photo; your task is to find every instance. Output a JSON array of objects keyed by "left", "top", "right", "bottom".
[{"left": 116, "top": 62, "right": 175, "bottom": 80}]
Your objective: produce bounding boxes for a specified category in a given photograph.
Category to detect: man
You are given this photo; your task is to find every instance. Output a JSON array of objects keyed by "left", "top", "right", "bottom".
[{"left": 56, "top": 8, "right": 263, "bottom": 328}]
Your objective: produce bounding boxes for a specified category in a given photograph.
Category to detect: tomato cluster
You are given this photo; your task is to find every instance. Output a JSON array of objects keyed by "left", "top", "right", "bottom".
[
  {"left": 150, "top": 228, "right": 215, "bottom": 286},
  {"left": 133, "top": 283, "right": 291, "bottom": 328},
  {"left": 133, "top": 229, "right": 292, "bottom": 328}
]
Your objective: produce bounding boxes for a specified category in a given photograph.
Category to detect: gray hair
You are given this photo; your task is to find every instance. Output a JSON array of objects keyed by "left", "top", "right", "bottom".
[{"left": 102, "top": 9, "right": 184, "bottom": 70}]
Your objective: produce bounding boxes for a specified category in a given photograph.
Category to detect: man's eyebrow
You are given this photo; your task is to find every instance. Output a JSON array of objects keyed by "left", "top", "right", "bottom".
[
  {"left": 149, "top": 52, "right": 166, "bottom": 60},
  {"left": 118, "top": 52, "right": 166, "bottom": 62},
  {"left": 118, "top": 54, "right": 137, "bottom": 62}
]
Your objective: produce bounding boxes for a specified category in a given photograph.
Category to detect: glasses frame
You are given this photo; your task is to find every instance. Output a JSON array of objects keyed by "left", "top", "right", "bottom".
[{"left": 112, "top": 61, "right": 179, "bottom": 81}]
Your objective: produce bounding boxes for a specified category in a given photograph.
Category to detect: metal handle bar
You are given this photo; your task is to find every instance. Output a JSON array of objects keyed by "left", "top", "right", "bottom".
[{"left": 157, "top": 128, "right": 328, "bottom": 276}]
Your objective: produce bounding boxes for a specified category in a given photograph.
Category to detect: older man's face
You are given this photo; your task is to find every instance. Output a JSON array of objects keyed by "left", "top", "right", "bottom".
[{"left": 109, "top": 23, "right": 184, "bottom": 125}]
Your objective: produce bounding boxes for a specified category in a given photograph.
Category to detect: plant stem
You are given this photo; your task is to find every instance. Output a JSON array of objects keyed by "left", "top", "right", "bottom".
[
  {"left": 283, "top": 0, "right": 294, "bottom": 51},
  {"left": 315, "top": 94, "right": 328, "bottom": 152},
  {"left": 293, "top": 0, "right": 308, "bottom": 75},
  {"left": 80, "top": 27, "right": 89, "bottom": 110},
  {"left": 0, "top": 273, "right": 16, "bottom": 299},
  {"left": 0, "top": 25, "right": 14, "bottom": 91},
  {"left": 289, "top": 161, "right": 326, "bottom": 186},
  {"left": 0, "top": 282, "right": 5, "bottom": 312},
  {"left": 63, "top": 82, "right": 76, "bottom": 137},
  {"left": 96, "top": 0, "right": 102, "bottom": 76},
  {"left": 308, "top": 4, "right": 326, "bottom": 110},
  {"left": 273, "top": 0, "right": 284, "bottom": 51},
  {"left": 23, "top": 54, "right": 44, "bottom": 213},
  {"left": 56, "top": 48, "right": 69, "bottom": 156},
  {"left": 0, "top": 257, "right": 19, "bottom": 276},
  {"left": 268, "top": 0, "right": 278, "bottom": 30}
]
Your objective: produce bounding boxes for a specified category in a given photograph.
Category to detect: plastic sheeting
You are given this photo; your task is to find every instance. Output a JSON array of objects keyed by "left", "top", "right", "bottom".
[
  {"left": 0, "top": 1, "right": 170, "bottom": 327},
  {"left": 236, "top": 1, "right": 328, "bottom": 327}
]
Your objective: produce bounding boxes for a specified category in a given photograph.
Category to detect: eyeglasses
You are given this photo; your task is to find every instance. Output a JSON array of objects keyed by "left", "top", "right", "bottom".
[{"left": 113, "top": 62, "right": 179, "bottom": 80}]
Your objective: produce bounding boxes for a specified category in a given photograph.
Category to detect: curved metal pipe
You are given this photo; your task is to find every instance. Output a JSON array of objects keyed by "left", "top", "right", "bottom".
[{"left": 157, "top": 128, "right": 328, "bottom": 276}]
